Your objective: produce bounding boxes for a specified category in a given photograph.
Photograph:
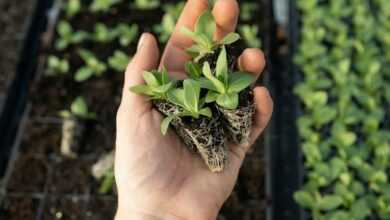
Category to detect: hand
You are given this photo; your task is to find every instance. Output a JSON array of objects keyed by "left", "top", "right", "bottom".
[{"left": 115, "top": 0, "right": 273, "bottom": 219}]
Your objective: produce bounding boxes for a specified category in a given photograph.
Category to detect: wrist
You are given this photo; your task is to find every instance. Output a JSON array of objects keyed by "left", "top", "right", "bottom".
[{"left": 115, "top": 206, "right": 185, "bottom": 220}]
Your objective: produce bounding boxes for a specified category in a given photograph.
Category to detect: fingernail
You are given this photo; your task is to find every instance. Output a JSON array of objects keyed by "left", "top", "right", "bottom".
[{"left": 137, "top": 33, "right": 147, "bottom": 51}]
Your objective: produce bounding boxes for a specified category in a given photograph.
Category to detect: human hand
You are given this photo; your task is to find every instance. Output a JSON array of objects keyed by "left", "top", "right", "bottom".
[{"left": 115, "top": 0, "right": 273, "bottom": 219}]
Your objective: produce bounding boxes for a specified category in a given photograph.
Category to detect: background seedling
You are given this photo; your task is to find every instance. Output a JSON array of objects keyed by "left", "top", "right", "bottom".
[
  {"left": 198, "top": 47, "right": 255, "bottom": 109},
  {"left": 181, "top": 11, "right": 240, "bottom": 61},
  {"left": 153, "top": 2, "right": 184, "bottom": 43},
  {"left": 239, "top": 25, "right": 261, "bottom": 48},
  {"left": 55, "top": 21, "right": 88, "bottom": 51},
  {"left": 131, "top": 0, "right": 160, "bottom": 10},
  {"left": 46, "top": 55, "right": 69, "bottom": 76},
  {"left": 115, "top": 23, "right": 139, "bottom": 47},
  {"left": 64, "top": 0, "right": 81, "bottom": 18},
  {"left": 90, "top": 0, "right": 122, "bottom": 12},
  {"left": 108, "top": 50, "right": 130, "bottom": 72},
  {"left": 74, "top": 49, "right": 107, "bottom": 82},
  {"left": 240, "top": 3, "right": 257, "bottom": 21},
  {"left": 91, "top": 23, "right": 117, "bottom": 43},
  {"left": 59, "top": 96, "right": 96, "bottom": 120}
]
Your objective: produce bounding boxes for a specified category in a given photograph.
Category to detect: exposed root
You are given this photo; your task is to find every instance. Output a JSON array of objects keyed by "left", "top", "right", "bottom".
[{"left": 60, "top": 117, "right": 84, "bottom": 158}]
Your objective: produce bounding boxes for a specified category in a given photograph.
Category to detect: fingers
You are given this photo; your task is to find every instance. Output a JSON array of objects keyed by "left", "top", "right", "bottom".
[
  {"left": 212, "top": 0, "right": 239, "bottom": 40},
  {"left": 160, "top": 0, "right": 239, "bottom": 73},
  {"left": 249, "top": 87, "right": 273, "bottom": 143},
  {"left": 119, "top": 33, "right": 160, "bottom": 112},
  {"left": 238, "top": 48, "right": 266, "bottom": 80}
]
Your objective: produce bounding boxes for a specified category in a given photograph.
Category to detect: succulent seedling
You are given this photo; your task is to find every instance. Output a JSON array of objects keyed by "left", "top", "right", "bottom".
[
  {"left": 92, "top": 23, "right": 117, "bottom": 42},
  {"left": 59, "top": 96, "right": 96, "bottom": 120},
  {"left": 181, "top": 11, "right": 240, "bottom": 61},
  {"left": 131, "top": 0, "right": 160, "bottom": 10},
  {"left": 197, "top": 47, "right": 255, "bottom": 109},
  {"left": 90, "top": 0, "right": 122, "bottom": 12},
  {"left": 55, "top": 21, "right": 88, "bottom": 51},
  {"left": 46, "top": 55, "right": 69, "bottom": 76},
  {"left": 153, "top": 2, "right": 184, "bottom": 43},
  {"left": 108, "top": 50, "right": 130, "bottom": 72},
  {"left": 115, "top": 24, "right": 139, "bottom": 47},
  {"left": 64, "top": 0, "right": 81, "bottom": 18},
  {"left": 75, "top": 49, "right": 107, "bottom": 82},
  {"left": 239, "top": 25, "right": 261, "bottom": 48}
]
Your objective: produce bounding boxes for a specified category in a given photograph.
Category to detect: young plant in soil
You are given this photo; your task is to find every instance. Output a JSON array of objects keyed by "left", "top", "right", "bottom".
[
  {"left": 91, "top": 23, "right": 117, "bottom": 43},
  {"left": 46, "top": 55, "right": 69, "bottom": 76},
  {"left": 198, "top": 47, "right": 256, "bottom": 144},
  {"left": 55, "top": 21, "right": 88, "bottom": 51},
  {"left": 75, "top": 49, "right": 107, "bottom": 82},
  {"left": 115, "top": 23, "right": 139, "bottom": 47},
  {"left": 59, "top": 96, "right": 96, "bottom": 158},
  {"left": 131, "top": 0, "right": 160, "bottom": 10},
  {"left": 108, "top": 50, "right": 130, "bottom": 72},
  {"left": 64, "top": 0, "right": 81, "bottom": 18},
  {"left": 89, "top": 0, "right": 122, "bottom": 13}
]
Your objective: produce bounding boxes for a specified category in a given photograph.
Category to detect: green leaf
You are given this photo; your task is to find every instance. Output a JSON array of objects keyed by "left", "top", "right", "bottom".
[
  {"left": 58, "top": 21, "right": 72, "bottom": 37},
  {"left": 228, "top": 72, "right": 255, "bottom": 93},
  {"left": 98, "top": 170, "right": 114, "bottom": 194},
  {"left": 183, "top": 79, "right": 200, "bottom": 111},
  {"left": 195, "top": 11, "right": 216, "bottom": 40},
  {"left": 205, "top": 91, "right": 219, "bottom": 103},
  {"left": 202, "top": 62, "right": 226, "bottom": 93},
  {"left": 143, "top": 71, "right": 159, "bottom": 86},
  {"left": 216, "top": 93, "right": 239, "bottom": 109},
  {"left": 198, "top": 77, "right": 218, "bottom": 91},
  {"left": 199, "top": 108, "right": 212, "bottom": 118},
  {"left": 216, "top": 47, "right": 228, "bottom": 85},
  {"left": 293, "top": 191, "right": 315, "bottom": 208},
  {"left": 161, "top": 115, "right": 175, "bottom": 135},
  {"left": 167, "top": 89, "right": 185, "bottom": 107},
  {"left": 318, "top": 195, "right": 343, "bottom": 211},
  {"left": 152, "top": 82, "right": 173, "bottom": 93},
  {"left": 185, "top": 62, "right": 202, "bottom": 78},
  {"left": 129, "top": 85, "right": 154, "bottom": 96},
  {"left": 161, "top": 67, "right": 169, "bottom": 84},
  {"left": 181, "top": 26, "right": 200, "bottom": 41},
  {"left": 71, "top": 96, "right": 88, "bottom": 117},
  {"left": 75, "top": 67, "right": 94, "bottom": 82},
  {"left": 220, "top": 32, "right": 240, "bottom": 45}
]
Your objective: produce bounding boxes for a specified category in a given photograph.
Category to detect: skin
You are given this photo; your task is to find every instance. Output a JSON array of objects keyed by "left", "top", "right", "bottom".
[{"left": 115, "top": 0, "right": 273, "bottom": 219}]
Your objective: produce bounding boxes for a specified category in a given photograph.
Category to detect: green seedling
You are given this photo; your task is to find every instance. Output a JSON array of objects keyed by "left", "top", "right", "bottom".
[
  {"left": 181, "top": 11, "right": 240, "bottom": 61},
  {"left": 161, "top": 79, "right": 212, "bottom": 135},
  {"left": 108, "top": 50, "right": 130, "bottom": 72},
  {"left": 90, "top": 0, "right": 122, "bottom": 12},
  {"left": 75, "top": 49, "right": 107, "bottom": 82},
  {"left": 239, "top": 25, "right": 261, "bottom": 48},
  {"left": 59, "top": 96, "right": 96, "bottom": 119},
  {"left": 64, "top": 0, "right": 81, "bottom": 18},
  {"left": 92, "top": 23, "right": 117, "bottom": 42},
  {"left": 115, "top": 24, "right": 139, "bottom": 46},
  {"left": 240, "top": 3, "right": 257, "bottom": 21},
  {"left": 131, "top": 0, "right": 160, "bottom": 10},
  {"left": 55, "top": 21, "right": 88, "bottom": 51},
  {"left": 130, "top": 68, "right": 176, "bottom": 100},
  {"left": 196, "top": 47, "right": 255, "bottom": 109},
  {"left": 46, "top": 55, "right": 69, "bottom": 76},
  {"left": 98, "top": 169, "right": 114, "bottom": 194},
  {"left": 153, "top": 2, "right": 184, "bottom": 43}
]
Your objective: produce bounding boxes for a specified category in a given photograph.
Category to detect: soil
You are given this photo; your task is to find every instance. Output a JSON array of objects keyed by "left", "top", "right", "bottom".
[
  {"left": 85, "top": 196, "right": 117, "bottom": 220},
  {"left": 0, "top": 196, "right": 41, "bottom": 220},
  {"left": 0, "top": 0, "right": 34, "bottom": 98},
  {"left": 43, "top": 196, "right": 88, "bottom": 220}
]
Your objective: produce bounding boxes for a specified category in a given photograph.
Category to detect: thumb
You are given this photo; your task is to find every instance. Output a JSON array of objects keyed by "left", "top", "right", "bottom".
[{"left": 119, "top": 33, "right": 160, "bottom": 111}]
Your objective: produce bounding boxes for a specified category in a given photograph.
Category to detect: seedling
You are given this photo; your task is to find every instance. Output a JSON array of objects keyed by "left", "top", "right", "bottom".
[
  {"left": 131, "top": 0, "right": 159, "bottom": 10},
  {"left": 98, "top": 169, "right": 114, "bottom": 194},
  {"left": 55, "top": 21, "right": 88, "bottom": 51},
  {"left": 240, "top": 3, "right": 257, "bottom": 21},
  {"left": 91, "top": 23, "right": 117, "bottom": 43},
  {"left": 181, "top": 11, "right": 240, "bottom": 61},
  {"left": 74, "top": 49, "right": 107, "bottom": 82},
  {"left": 90, "top": 0, "right": 122, "bottom": 12},
  {"left": 153, "top": 2, "right": 184, "bottom": 43},
  {"left": 130, "top": 68, "right": 176, "bottom": 100},
  {"left": 239, "top": 25, "right": 261, "bottom": 48},
  {"left": 108, "top": 50, "right": 130, "bottom": 72},
  {"left": 59, "top": 96, "right": 96, "bottom": 120},
  {"left": 46, "top": 55, "right": 69, "bottom": 76},
  {"left": 64, "top": 0, "right": 81, "bottom": 18},
  {"left": 115, "top": 24, "right": 139, "bottom": 47},
  {"left": 198, "top": 47, "right": 255, "bottom": 109}
]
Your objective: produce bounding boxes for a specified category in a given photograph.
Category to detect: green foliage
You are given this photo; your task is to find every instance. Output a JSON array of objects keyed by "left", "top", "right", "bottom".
[
  {"left": 90, "top": 0, "right": 122, "bottom": 12},
  {"left": 91, "top": 23, "right": 117, "bottom": 42},
  {"left": 46, "top": 56, "right": 69, "bottom": 76},
  {"left": 153, "top": 2, "right": 184, "bottom": 43},
  {"left": 294, "top": 0, "right": 390, "bottom": 218},
  {"left": 197, "top": 47, "right": 255, "bottom": 109},
  {"left": 64, "top": 0, "right": 81, "bottom": 18},
  {"left": 181, "top": 11, "right": 240, "bottom": 61},
  {"left": 75, "top": 49, "right": 107, "bottom": 82},
  {"left": 55, "top": 21, "right": 88, "bottom": 51},
  {"left": 60, "top": 96, "right": 96, "bottom": 119},
  {"left": 108, "top": 50, "right": 130, "bottom": 72},
  {"left": 130, "top": 68, "right": 176, "bottom": 100},
  {"left": 239, "top": 25, "right": 261, "bottom": 48},
  {"left": 131, "top": 0, "right": 160, "bottom": 10},
  {"left": 98, "top": 169, "right": 114, "bottom": 194},
  {"left": 240, "top": 3, "right": 257, "bottom": 21},
  {"left": 115, "top": 24, "right": 139, "bottom": 47}
]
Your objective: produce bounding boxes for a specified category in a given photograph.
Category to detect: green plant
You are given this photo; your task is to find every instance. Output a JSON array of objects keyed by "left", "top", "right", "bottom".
[
  {"left": 131, "top": 0, "right": 160, "bottom": 10},
  {"left": 64, "top": 0, "right": 81, "bottom": 18},
  {"left": 60, "top": 96, "right": 96, "bottom": 119},
  {"left": 115, "top": 24, "right": 139, "bottom": 46},
  {"left": 108, "top": 50, "right": 130, "bottom": 72},
  {"left": 55, "top": 21, "right": 88, "bottom": 51},
  {"left": 90, "top": 0, "right": 122, "bottom": 12},
  {"left": 181, "top": 11, "right": 240, "bottom": 61},
  {"left": 74, "top": 49, "right": 107, "bottom": 82},
  {"left": 239, "top": 25, "right": 261, "bottom": 48},
  {"left": 153, "top": 2, "right": 184, "bottom": 43},
  {"left": 98, "top": 169, "right": 114, "bottom": 194},
  {"left": 46, "top": 55, "right": 69, "bottom": 75},
  {"left": 161, "top": 79, "right": 212, "bottom": 135},
  {"left": 129, "top": 68, "right": 176, "bottom": 100},
  {"left": 196, "top": 47, "right": 255, "bottom": 109},
  {"left": 240, "top": 3, "right": 257, "bottom": 21},
  {"left": 91, "top": 23, "right": 117, "bottom": 42}
]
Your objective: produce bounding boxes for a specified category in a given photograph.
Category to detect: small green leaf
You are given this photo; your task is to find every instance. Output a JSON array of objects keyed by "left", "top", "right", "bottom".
[
  {"left": 71, "top": 96, "right": 88, "bottom": 117},
  {"left": 161, "top": 67, "right": 169, "bottom": 84},
  {"left": 199, "top": 108, "right": 212, "bottom": 118},
  {"left": 228, "top": 72, "right": 255, "bottom": 93},
  {"left": 198, "top": 77, "right": 218, "bottom": 91},
  {"left": 75, "top": 67, "right": 94, "bottom": 82},
  {"left": 195, "top": 11, "right": 216, "bottom": 40},
  {"left": 216, "top": 93, "right": 239, "bottom": 109},
  {"left": 318, "top": 195, "right": 343, "bottom": 211},
  {"left": 167, "top": 89, "right": 185, "bottom": 107},
  {"left": 152, "top": 82, "right": 173, "bottom": 93},
  {"left": 205, "top": 91, "right": 219, "bottom": 103},
  {"left": 185, "top": 62, "right": 202, "bottom": 78},
  {"left": 216, "top": 47, "right": 228, "bottom": 85},
  {"left": 181, "top": 26, "right": 200, "bottom": 41},
  {"left": 143, "top": 71, "right": 159, "bottom": 86},
  {"left": 183, "top": 79, "right": 200, "bottom": 111},
  {"left": 294, "top": 191, "right": 315, "bottom": 209},
  {"left": 220, "top": 32, "right": 240, "bottom": 45},
  {"left": 202, "top": 62, "right": 226, "bottom": 93},
  {"left": 58, "top": 21, "right": 72, "bottom": 36},
  {"left": 161, "top": 115, "right": 175, "bottom": 135},
  {"left": 130, "top": 85, "right": 154, "bottom": 96}
]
